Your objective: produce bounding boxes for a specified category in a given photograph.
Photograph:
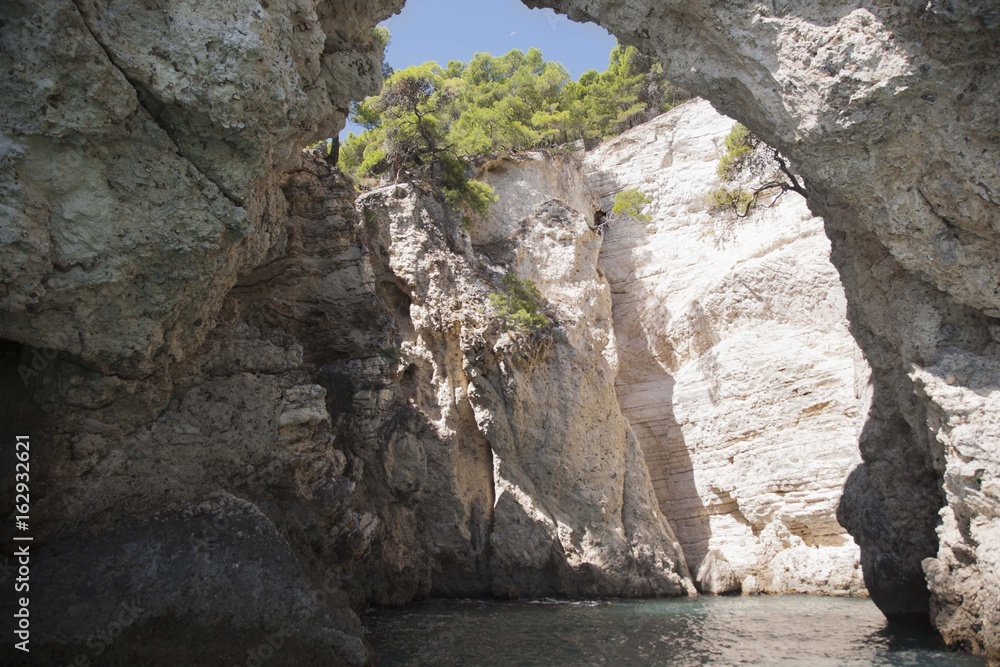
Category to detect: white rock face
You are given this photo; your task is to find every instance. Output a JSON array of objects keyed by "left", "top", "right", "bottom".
[
  {"left": 585, "top": 99, "right": 868, "bottom": 596},
  {"left": 918, "top": 357, "right": 1000, "bottom": 655},
  {"left": 532, "top": 1, "right": 999, "bottom": 655},
  {"left": 358, "top": 167, "right": 693, "bottom": 598}
]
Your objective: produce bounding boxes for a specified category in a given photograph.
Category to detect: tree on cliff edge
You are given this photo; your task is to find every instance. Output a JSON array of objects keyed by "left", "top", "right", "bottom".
[{"left": 340, "top": 44, "right": 691, "bottom": 221}]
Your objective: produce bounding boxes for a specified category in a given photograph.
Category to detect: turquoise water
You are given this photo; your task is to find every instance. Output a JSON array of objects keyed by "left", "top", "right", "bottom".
[{"left": 365, "top": 596, "right": 987, "bottom": 666}]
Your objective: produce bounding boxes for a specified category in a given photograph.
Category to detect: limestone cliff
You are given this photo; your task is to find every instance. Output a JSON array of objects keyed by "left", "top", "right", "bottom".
[
  {"left": 350, "top": 164, "right": 693, "bottom": 599},
  {"left": 4, "top": 158, "right": 387, "bottom": 666},
  {"left": 1, "top": 94, "right": 868, "bottom": 663},
  {"left": 1, "top": 2, "right": 402, "bottom": 661},
  {"left": 335, "top": 103, "right": 869, "bottom": 605},
  {"left": 530, "top": 0, "right": 1000, "bottom": 656},
  {"left": 586, "top": 100, "right": 867, "bottom": 596}
]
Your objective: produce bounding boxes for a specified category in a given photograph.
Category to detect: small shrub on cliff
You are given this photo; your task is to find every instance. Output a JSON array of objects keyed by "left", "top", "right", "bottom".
[
  {"left": 611, "top": 188, "right": 653, "bottom": 222},
  {"left": 370, "top": 26, "right": 391, "bottom": 50},
  {"left": 361, "top": 205, "right": 379, "bottom": 233},
  {"left": 370, "top": 26, "right": 394, "bottom": 80},
  {"left": 378, "top": 345, "right": 404, "bottom": 366},
  {"left": 716, "top": 123, "right": 756, "bottom": 181},
  {"left": 709, "top": 186, "right": 754, "bottom": 214},
  {"left": 488, "top": 274, "right": 548, "bottom": 331}
]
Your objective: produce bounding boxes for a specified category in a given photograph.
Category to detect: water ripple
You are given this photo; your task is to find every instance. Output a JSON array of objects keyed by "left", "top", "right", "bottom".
[{"left": 365, "top": 596, "right": 987, "bottom": 666}]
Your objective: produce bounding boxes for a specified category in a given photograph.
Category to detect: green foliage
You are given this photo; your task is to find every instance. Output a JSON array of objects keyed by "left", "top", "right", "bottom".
[
  {"left": 370, "top": 26, "right": 395, "bottom": 84},
  {"left": 358, "top": 145, "right": 388, "bottom": 176},
  {"left": 709, "top": 186, "right": 755, "bottom": 216},
  {"left": 439, "top": 152, "right": 498, "bottom": 225},
  {"left": 710, "top": 122, "right": 806, "bottom": 219},
  {"left": 716, "top": 123, "right": 756, "bottom": 181},
  {"left": 445, "top": 180, "right": 498, "bottom": 225},
  {"left": 343, "top": 62, "right": 448, "bottom": 179},
  {"left": 370, "top": 26, "right": 391, "bottom": 50},
  {"left": 350, "top": 98, "right": 383, "bottom": 131},
  {"left": 612, "top": 188, "right": 652, "bottom": 222},
  {"left": 341, "top": 44, "right": 692, "bottom": 214},
  {"left": 711, "top": 126, "right": 757, "bottom": 216},
  {"left": 488, "top": 274, "right": 548, "bottom": 331},
  {"left": 361, "top": 205, "right": 379, "bottom": 232}
]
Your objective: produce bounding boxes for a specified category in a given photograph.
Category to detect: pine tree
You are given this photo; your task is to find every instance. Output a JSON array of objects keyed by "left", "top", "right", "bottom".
[{"left": 339, "top": 41, "right": 692, "bottom": 219}]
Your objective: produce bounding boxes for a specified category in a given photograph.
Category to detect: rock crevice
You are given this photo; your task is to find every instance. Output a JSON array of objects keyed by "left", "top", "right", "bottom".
[{"left": 585, "top": 100, "right": 867, "bottom": 597}]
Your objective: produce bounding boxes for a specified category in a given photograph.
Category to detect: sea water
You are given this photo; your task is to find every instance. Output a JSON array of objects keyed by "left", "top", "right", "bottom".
[{"left": 365, "top": 595, "right": 987, "bottom": 666}]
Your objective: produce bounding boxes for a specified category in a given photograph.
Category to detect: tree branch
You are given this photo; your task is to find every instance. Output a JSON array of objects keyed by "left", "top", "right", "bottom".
[{"left": 772, "top": 149, "right": 807, "bottom": 197}]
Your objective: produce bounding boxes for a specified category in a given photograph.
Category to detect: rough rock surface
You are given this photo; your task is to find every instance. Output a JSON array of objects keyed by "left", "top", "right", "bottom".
[
  {"left": 1, "top": 157, "right": 385, "bottom": 665},
  {"left": 353, "top": 165, "right": 693, "bottom": 598},
  {"left": 1, "top": 2, "right": 402, "bottom": 660},
  {"left": 585, "top": 99, "right": 867, "bottom": 597},
  {"left": 0, "top": 0, "right": 401, "bottom": 378},
  {"left": 1, "top": 143, "right": 704, "bottom": 664},
  {"left": 530, "top": 0, "right": 1000, "bottom": 656},
  {"left": 2, "top": 0, "right": 999, "bottom": 662}
]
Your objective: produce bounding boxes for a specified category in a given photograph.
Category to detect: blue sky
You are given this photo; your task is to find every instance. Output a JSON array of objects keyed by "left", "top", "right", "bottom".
[
  {"left": 341, "top": 0, "right": 616, "bottom": 137},
  {"left": 381, "top": 0, "right": 615, "bottom": 79}
]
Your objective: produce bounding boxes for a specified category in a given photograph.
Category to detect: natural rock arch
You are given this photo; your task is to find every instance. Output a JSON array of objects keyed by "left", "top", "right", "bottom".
[
  {"left": 1, "top": 0, "right": 997, "bottom": 661},
  {"left": 523, "top": 0, "right": 999, "bottom": 651}
]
